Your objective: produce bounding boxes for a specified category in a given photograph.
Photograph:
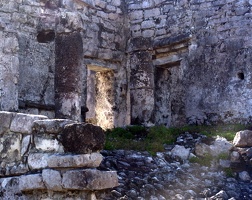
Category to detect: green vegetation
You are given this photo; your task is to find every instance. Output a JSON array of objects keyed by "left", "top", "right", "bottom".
[
  {"left": 177, "top": 123, "right": 249, "bottom": 141},
  {"left": 223, "top": 167, "right": 235, "bottom": 177},
  {"left": 104, "top": 123, "right": 250, "bottom": 155},
  {"left": 217, "top": 152, "right": 229, "bottom": 160},
  {"left": 189, "top": 153, "right": 214, "bottom": 167}
]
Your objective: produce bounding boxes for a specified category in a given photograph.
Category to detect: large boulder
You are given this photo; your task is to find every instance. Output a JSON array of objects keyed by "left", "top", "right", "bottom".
[
  {"left": 171, "top": 145, "right": 190, "bottom": 160},
  {"left": 233, "top": 130, "right": 252, "bottom": 147},
  {"left": 60, "top": 123, "right": 105, "bottom": 154},
  {"left": 195, "top": 136, "right": 232, "bottom": 157}
]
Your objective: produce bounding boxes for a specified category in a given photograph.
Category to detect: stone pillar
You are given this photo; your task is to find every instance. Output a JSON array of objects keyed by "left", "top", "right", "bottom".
[
  {"left": 0, "top": 33, "right": 19, "bottom": 112},
  {"left": 128, "top": 37, "right": 155, "bottom": 125},
  {"left": 55, "top": 31, "right": 83, "bottom": 121},
  {"left": 130, "top": 51, "right": 154, "bottom": 125}
]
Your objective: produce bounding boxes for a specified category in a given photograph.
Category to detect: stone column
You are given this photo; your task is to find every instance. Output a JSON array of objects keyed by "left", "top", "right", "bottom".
[
  {"left": 127, "top": 37, "right": 155, "bottom": 125},
  {"left": 0, "top": 33, "right": 19, "bottom": 112},
  {"left": 129, "top": 50, "right": 155, "bottom": 125},
  {"left": 55, "top": 31, "right": 83, "bottom": 121}
]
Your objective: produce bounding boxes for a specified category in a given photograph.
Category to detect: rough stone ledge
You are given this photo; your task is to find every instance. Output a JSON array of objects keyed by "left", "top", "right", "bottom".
[
  {"left": 62, "top": 169, "right": 119, "bottom": 190},
  {"left": 16, "top": 169, "right": 118, "bottom": 191},
  {"left": 28, "top": 152, "right": 103, "bottom": 170},
  {"left": 153, "top": 33, "right": 191, "bottom": 49},
  {"left": 32, "top": 119, "right": 75, "bottom": 134},
  {"left": 9, "top": 112, "right": 48, "bottom": 134},
  {"left": 19, "top": 174, "right": 45, "bottom": 191}
]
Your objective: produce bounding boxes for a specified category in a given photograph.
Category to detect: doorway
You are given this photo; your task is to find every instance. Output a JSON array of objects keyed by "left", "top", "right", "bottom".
[
  {"left": 86, "top": 66, "right": 115, "bottom": 129},
  {"left": 154, "top": 66, "right": 172, "bottom": 127}
]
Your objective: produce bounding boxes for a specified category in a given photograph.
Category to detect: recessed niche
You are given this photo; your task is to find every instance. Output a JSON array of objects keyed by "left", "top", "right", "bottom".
[
  {"left": 37, "top": 30, "right": 55, "bottom": 43},
  {"left": 237, "top": 72, "right": 244, "bottom": 80}
]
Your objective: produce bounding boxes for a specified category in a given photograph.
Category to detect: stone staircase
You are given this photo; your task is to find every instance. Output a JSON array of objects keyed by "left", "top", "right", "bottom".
[{"left": 0, "top": 111, "right": 118, "bottom": 199}]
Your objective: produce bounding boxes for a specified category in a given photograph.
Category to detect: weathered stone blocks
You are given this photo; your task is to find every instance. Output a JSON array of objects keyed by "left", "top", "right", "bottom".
[
  {"left": 19, "top": 174, "right": 45, "bottom": 191},
  {"left": 61, "top": 123, "right": 105, "bottom": 154},
  {"left": 28, "top": 153, "right": 49, "bottom": 170},
  {"left": 34, "top": 135, "right": 64, "bottom": 153},
  {"left": 10, "top": 113, "right": 48, "bottom": 134},
  {"left": 32, "top": 119, "right": 75, "bottom": 134},
  {"left": 28, "top": 152, "right": 103, "bottom": 170},
  {"left": 42, "top": 169, "right": 62, "bottom": 191},
  {"left": 0, "top": 111, "right": 118, "bottom": 198},
  {"left": 62, "top": 169, "right": 118, "bottom": 190}
]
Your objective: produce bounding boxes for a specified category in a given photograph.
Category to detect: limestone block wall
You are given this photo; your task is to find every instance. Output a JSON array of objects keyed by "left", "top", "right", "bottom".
[
  {"left": 0, "top": 111, "right": 118, "bottom": 199},
  {"left": 1, "top": 0, "right": 252, "bottom": 127},
  {"left": 126, "top": 0, "right": 252, "bottom": 126},
  {"left": 0, "top": 0, "right": 129, "bottom": 128}
]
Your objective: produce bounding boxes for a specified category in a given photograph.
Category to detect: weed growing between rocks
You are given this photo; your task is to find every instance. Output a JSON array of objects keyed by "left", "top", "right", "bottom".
[
  {"left": 189, "top": 153, "right": 214, "bottom": 167},
  {"left": 104, "top": 124, "right": 249, "bottom": 155}
]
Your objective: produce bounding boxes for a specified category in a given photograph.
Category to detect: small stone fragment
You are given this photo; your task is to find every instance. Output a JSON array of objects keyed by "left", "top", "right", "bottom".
[
  {"left": 21, "top": 135, "right": 31, "bottom": 156},
  {"left": 210, "top": 190, "right": 228, "bottom": 199},
  {"left": 0, "top": 111, "right": 16, "bottom": 134},
  {"left": 238, "top": 171, "right": 251, "bottom": 181},
  {"left": 171, "top": 145, "right": 190, "bottom": 160},
  {"left": 19, "top": 174, "right": 45, "bottom": 191},
  {"left": 27, "top": 153, "right": 49, "bottom": 170},
  {"left": 42, "top": 169, "right": 62, "bottom": 191}
]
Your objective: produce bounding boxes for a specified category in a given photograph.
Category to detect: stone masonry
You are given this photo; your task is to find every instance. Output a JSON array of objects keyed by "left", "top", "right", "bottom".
[
  {"left": 1, "top": 0, "right": 252, "bottom": 128},
  {"left": 0, "top": 111, "right": 118, "bottom": 199}
]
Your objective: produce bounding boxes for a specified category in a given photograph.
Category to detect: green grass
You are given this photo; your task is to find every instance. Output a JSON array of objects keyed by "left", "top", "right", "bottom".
[
  {"left": 104, "top": 123, "right": 250, "bottom": 155},
  {"left": 189, "top": 153, "right": 214, "bottom": 166},
  {"left": 223, "top": 167, "right": 235, "bottom": 177},
  {"left": 180, "top": 123, "right": 249, "bottom": 141}
]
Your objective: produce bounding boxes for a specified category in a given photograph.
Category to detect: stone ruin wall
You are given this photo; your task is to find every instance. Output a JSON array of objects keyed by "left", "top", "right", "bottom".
[
  {"left": 0, "top": 0, "right": 129, "bottom": 129},
  {"left": 127, "top": 0, "right": 252, "bottom": 126},
  {"left": 0, "top": 111, "right": 118, "bottom": 199},
  {"left": 1, "top": 0, "right": 252, "bottom": 128}
]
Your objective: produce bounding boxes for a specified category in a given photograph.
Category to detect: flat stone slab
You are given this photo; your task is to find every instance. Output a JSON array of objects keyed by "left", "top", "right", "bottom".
[
  {"left": 10, "top": 113, "right": 48, "bottom": 134},
  {"left": 19, "top": 174, "right": 45, "bottom": 191},
  {"left": 28, "top": 153, "right": 49, "bottom": 170},
  {"left": 32, "top": 119, "right": 75, "bottom": 134},
  {"left": 62, "top": 169, "right": 119, "bottom": 190},
  {"left": 28, "top": 152, "right": 103, "bottom": 170},
  {"left": 47, "top": 153, "right": 103, "bottom": 168},
  {"left": 12, "top": 169, "right": 118, "bottom": 192},
  {"left": 42, "top": 169, "right": 63, "bottom": 191}
]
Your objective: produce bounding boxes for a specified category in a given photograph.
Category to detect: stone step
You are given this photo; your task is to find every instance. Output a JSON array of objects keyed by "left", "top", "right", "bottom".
[
  {"left": 32, "top": 119, "right": 75, "bottom": 134},
  {"left": 28, "top": 152, "right": 103, "bottom": 170},
  {"left": 0, "top": 111, "right": 48, "bottom": 135},
  {"left": 17, "top": 169, "right": 118, "bottom": 191}
]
